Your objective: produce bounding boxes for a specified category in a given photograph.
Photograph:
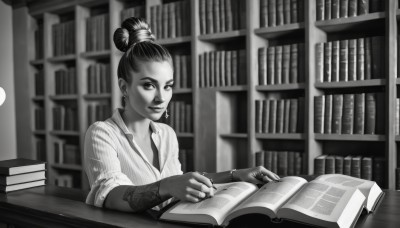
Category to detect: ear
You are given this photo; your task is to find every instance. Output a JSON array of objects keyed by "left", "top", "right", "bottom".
[{"left": 118, "top": 78, "right": 128, "bottom": 96}]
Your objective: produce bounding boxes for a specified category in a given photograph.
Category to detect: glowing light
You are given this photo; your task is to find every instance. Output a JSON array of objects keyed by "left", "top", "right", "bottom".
[{"left": 0, "top": 87, "right": 6, "bottom": 106}]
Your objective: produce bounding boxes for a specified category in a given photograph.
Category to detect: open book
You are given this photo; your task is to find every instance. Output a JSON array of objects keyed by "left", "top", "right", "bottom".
[{"left": 160, "top": 174, "right": 384, "bottom": 228}]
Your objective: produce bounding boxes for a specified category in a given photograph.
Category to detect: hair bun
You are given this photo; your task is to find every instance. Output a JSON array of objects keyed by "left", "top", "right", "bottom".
[{"left": 113, "top": 17, "right": 155, "bottom": 52}]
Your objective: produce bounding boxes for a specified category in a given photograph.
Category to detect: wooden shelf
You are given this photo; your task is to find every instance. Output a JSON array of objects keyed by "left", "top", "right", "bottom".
[
  {"left": 220, "top": 133, "right": 247, "bottom": 139},
  {"left": 51, "top": 163, "right": 82, "bottom": 171},
  {"left": 256, "top": 83, "right": 305, "bottom": 91},
  {"left": 83, "top": 93, "right": 112, "bottom": 100},
  {"left": 48, "top": 54, "right": 76, "bottom": 63},
  {"left": 254, "top": 23, "right": 305, "bottom": 39},
  {"left": 80, "top": 50, "right": 111, "bottom": 59},
  {"left": 255, "top": 133, "right": 305, "bottom": 140},
  {"left": 198, "top": 29, "right": 246, "bottom": 43},
  {"left": 32, "top": 130, "right": 46, "bottom": 135},
  {"left": 396, "top": 135, "right": 400, "bottom": 141},
  {"left": 176, "top": 132, "right": 194, "bottom": 138},
  {"left": 315, "top": 79, "right": 385, "bottom": 89},
  {"left": 157, "top": 36, "right": 191, "bottom": 46},
  {"left": 315, "top": 134, "right": 386, "bottom": 141},
  {"left": 49, "top": 95, "right": 78, "bottom": 100},
  {"left": 396, "top": 78, "right": 400, "bottom": 84},
  {"left": 199, "top": 85, "right": 247, "bottom": 92},
  {"left": 30, "top": 59, "right": 44, "bottom": 65},
  {"left": 173, "top": 88, "right": 192, "bottom": 94},
  {"left": 315, "top": 12, "right": 385, "bottom": 33},
  {"left": 50, "top": 130, "right": 80, "bottom": 136}
]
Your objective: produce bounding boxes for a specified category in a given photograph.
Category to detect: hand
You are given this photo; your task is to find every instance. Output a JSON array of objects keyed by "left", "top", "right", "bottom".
[
  {"left": 160, "top": 172, "right": 214, "bottom": 203},
  {"left": 234, "top": 166, "right": 280, "bottom": 185}
]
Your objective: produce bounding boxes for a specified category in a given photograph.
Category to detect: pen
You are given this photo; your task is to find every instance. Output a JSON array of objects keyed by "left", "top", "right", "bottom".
[{"left": 209, "top": 178, "right": 217, "bottom": 190}]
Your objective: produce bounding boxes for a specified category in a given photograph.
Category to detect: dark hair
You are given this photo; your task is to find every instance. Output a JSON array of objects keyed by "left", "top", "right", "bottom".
[{"left": 113, "top": 17, "right": 172, "bottom": 84}]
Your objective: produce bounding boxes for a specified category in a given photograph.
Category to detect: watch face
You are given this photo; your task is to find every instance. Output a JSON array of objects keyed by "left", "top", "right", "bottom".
[{"left": 0, "top": 87, "right": 5, "bottom": 106}]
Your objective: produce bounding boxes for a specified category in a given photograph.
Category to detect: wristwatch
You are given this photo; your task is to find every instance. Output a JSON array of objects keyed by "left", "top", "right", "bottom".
[{"left": 230, "top": 169, "right": 237, "bottom": 182}]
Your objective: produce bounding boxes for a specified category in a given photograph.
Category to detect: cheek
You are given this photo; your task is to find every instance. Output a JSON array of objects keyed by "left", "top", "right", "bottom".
[{"left": 130, "top": 87, "right": 153, "bottom": 106}]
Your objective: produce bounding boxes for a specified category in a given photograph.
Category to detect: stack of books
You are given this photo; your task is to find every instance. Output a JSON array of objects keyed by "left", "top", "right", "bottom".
[{"left": 0, "top": 158, "right": 46, "bottom": 193}]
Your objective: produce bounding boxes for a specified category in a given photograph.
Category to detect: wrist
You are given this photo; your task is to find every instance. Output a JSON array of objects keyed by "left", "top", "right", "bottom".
[
  {"left": 159, "top": 177, "right": 172, "bottom": 199},
  {"left": 230, "top": 169, "right": 238, "bottom": 182}
]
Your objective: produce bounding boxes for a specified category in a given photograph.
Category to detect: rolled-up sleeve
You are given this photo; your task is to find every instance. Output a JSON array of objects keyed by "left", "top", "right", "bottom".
[{"left": 84, "top": 122, "right": 133, "bottom": 207}]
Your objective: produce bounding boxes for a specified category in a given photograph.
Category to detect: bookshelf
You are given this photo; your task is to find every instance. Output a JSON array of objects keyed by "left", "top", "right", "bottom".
[{"left": 12, "top": 0, "right": 399, "bottom": 190}]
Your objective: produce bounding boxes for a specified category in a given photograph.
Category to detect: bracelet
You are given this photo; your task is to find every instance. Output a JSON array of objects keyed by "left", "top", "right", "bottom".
[{"left": 230, "top": 169, "right": 237, "bottom": 182}]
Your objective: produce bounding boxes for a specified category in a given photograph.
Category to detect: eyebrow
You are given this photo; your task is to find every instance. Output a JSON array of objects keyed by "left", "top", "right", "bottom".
[{"left": 140, "top": 77, "right": 174, "bottom": 84}]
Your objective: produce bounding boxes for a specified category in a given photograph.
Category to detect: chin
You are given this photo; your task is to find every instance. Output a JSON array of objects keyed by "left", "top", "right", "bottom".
[{"left": 147, "top": 113, "right": 164, "bottom": 121}]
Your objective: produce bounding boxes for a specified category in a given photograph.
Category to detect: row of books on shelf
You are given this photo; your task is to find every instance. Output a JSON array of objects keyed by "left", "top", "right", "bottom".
[
  {"left": 35, "top": 70, "right": 44, "bottom": 96},
  {"left": 198, "top": 49, "right": 246, "bottom": 88},
  {"left": 255, "top": 150, "right": 303, "bottom": 176},
  {"left": 52, "top": 106, "right": 78, "bottom": 131},
  {"left": 178, "top": 149, "right": 193, "bottom": 173},
  {"left": 316, "top": 36, "right": 384, "bottom": 83},
  {"left": 255, "top": 97, "right": 305, "bottom": 134},
  {"left": 397, "top": 98, "right": 400, "bottom": 135},
  {"left": 35, "top": 108, "right": 45, "bottom": 130},
  {"left": 121, "top": 5, "right": 145, "bottom": 21},
  {"left": 55, "top": 68, "right": 77, "bottom": 95},
  {"left": 314, "top": 93, "right": 384, "bottom": 135},
  {"left": 173, "top": 54, "right": 192, "bottom": 89},
  {"left": 166, "top": 101, "right": 193, "bottom": 133},
  {"left": 52, "top": 21, "right": 75, "bottom": 57},
  {"left": 54, "top": 139, "right": 81, "bottom": 165},
  {"left": 86, "top": 14, "right": 110, "bottom": 52},
  {"left": 87, "top": 63, "right": 111, "bottom": 94},
  {"left": 149, "top": 0, "right": 191, "bottom": 39},
  {"left": 87, "top": 103, "right": 112, "bottom": 127},
  {"left": 314, "top": 154, "right": 384, "bottom": 187},
  {"left": 199, "top": 0, "right": 246, "bottom": 35},
  {"left": 36, "top": 139, "right": 46, "bottom": 162},
  {"left": 258, "top": 43, "right": 305, "bottom": 86},
  {"left": 34, "top": 24, "right": 44, "bottom": 59},
  {"left": 260, "top": 0, "right": 304, "bottom": 28},
  {"left": 0, "top": 158, "right": 46, "bottom": 193},
  {"left": 316, "top": 0, "right": 383, "bottom": 21},
  {"left": 54, "top": 174, "right": 74, "bottom": 188}
]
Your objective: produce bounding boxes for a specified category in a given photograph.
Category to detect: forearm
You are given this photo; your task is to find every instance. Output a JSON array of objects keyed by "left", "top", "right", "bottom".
[
  {"left": 202, "top": 170, "right": 236, "bottom": 184},
  {"left": 103, "top": 181, "right": 171, "bottom": 212}
]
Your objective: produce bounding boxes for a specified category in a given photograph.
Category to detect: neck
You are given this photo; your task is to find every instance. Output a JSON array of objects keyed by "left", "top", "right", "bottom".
[{"left": 121, "top": 108, "right": 151, "bottom": 138}]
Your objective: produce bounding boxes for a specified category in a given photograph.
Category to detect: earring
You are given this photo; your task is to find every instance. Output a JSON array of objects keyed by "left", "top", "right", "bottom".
[{"left": 165, "top": 109, "right": 169, "bottom": 119}]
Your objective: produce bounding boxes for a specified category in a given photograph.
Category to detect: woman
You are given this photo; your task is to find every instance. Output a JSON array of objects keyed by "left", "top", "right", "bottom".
[{"left": 84, "top": 17, "right": 280, "bottom": 213}]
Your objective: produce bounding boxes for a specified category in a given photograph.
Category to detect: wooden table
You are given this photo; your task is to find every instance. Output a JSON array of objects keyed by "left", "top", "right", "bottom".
[{"left": 0, "top": 186, "right": 399, "bottom": 228}]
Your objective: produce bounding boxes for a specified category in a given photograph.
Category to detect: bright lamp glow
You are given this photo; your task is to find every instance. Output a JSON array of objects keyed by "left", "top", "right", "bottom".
[{"left": 0, "top": 87, "right": 6, "bottom": 106}]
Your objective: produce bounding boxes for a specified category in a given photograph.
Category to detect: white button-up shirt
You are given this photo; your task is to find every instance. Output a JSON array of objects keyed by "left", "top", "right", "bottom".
[{"left": 84, "top": 109, "right": 183, "bottom": 208}]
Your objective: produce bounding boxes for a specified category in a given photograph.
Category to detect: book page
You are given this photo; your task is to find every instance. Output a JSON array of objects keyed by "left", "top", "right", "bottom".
[
  {"left": 161, "top": 182, "right": 258, "bottom": 225},
  {"left": 225, "top": 176, "right": 307, "bottom": 221},
  {"left": 315, "top": 174, "right": 382, "bottom": 212},
  {"left": 277, "top": 179, "right": 365, "bottom": 227}
]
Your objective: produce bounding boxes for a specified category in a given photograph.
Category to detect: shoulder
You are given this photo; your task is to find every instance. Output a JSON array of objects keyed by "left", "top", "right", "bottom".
[{"left": 85, "top": 119, "right": 119, "bottom": 140}]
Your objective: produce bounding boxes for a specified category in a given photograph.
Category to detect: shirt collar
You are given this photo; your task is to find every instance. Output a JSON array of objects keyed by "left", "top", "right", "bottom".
[{"left": 112, "top": 109, "right": 161, "bottom": 135}]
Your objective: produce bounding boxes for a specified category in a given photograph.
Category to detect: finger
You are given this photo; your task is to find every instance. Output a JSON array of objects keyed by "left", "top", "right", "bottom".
[
  {"left": 185, "top": 194, "right": 201, "bottom": 203},
  {"left": 189, "top": 180, "right": 212, "bottom": 194},
  {"left": 186, "top": 187, "right": 206, "bottom": 199},
  {"left": 193, "top": 172, "right": 213, "bottom": 187},
  {"left": 261, "top": 175, "right": 273, "bottom": 182},
  {"left": 259, "top": 167, "right": 280, "bottom": 181}
]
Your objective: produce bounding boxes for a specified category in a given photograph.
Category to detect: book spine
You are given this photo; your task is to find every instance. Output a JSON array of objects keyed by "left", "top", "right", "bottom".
[
  {"left": 255, "top": 100, "right": 263, "bottom": 133},
  {"left": 332, "top": 94, "right": 343, "bottom": 134},
  {"left": 276, "top": 0, "right": 284, "bottom": 26},
  {"left": 262, "top": 100, "right": 270, "bottom": 133},
  {"left": 314, "top": 155, "right": 326, "bottom": 175},
  {"left": 324, "top": 94, "right": 333, "bottom": 134},
  {"left": 344, "top": 156, "right": 352, "bottom": 176},
  {"left": 335, "top": 156, "right": 344, "bottom": 174},
  {"left": 282, "top": 45, "right": 290, "bottom": 84},
  {"left": 316, "top": 43, "right": 324, "bottom": 82},
  {"left": 361, "top": 157, "right": 372, "bottom": 180},
  {"left": 287, "top": 151, "right": 295, "bottom": 175},
  {"left": 340, "top": 0, "right": 348, "bottom": 18},
  {"left": 364, "top": 37, "right": 372, "bottom": 79},
  {"left": 325, "top": 156, "right": 336, "bottom": 174},
  {"left": 365, "top": 93, "right": 376, "bottom": 134},
  {"left": 269, "top": 99, "right": 277, "bottom": 133},
  {"left": 351, "top": 156, "right": 362, "bottom": 178},
  {"left": 268, "top": 0, "right": 276, "bottom": 27},
  {"left": 258, "top": 47, "right": 267, "bottom": 85},
  {"left": 348, "top": 39, "right": 357, "bottom": 81},
  {"left": 283, "top": 0, "right": 291, "bottom": 24},
  {"left": 373, "top": 157, "right": 385, "bottom": 187},
  {"left": 371, "top": 36, "right": 384, "bottom": 79},
  {"left": 354, "top": 93, "right": 365, "bottom": 134},
  {"left": 342, "top": 94, "right": 355, "bottom": 134},
  {"left": 260, "top": 0, "right": 268, "bottom": 27},
  {"left": 289, "top": 98, "right": 298, "bottom": 133},
  {"left": 283, "top": 99, "right": 290, "bottom": 133},
  {"left": 357, "top": 38, "right": 365, "bottom": 80},
  {"left": 220, "top": 50, "right": 225, "bottom": 87},
  {"left": 331, "top": 40, "right": 340, "bottom": 82},
  {"left": 348, "top": 0, "right": 358, "bottom": 17},
  {"left": 206, "top": 0, "right": 214, "bottom": 34},
  {"left": 276, "top": 99, "right": 285, "bottom": 133},
  {"left": 290, "top": 43, "right": 298, "bottom": 83},
  {"left": 213, "top": 0, "right": 220, "bottom": 33},
  {"left": 290, "top": 0, "right": 298, "bottom": 23},
  {"left": 358, "top": 0, "right": 369, "bottom": 15},
  {"left": 220, "top": 0, "right": 226, "bottom": 32},
  {"left": 314, "top": 95, "right": 325, "bottom": 134},
  {"left": 331, "top": 0, "right": 340, "bottom": 19},
  {"left": 317, "top": 0, "right": 325, "bottom": 21},
  {"left": 278, "top": 151, "right": 288, "bottom": 176},
  {"left": 267, "top": 46, "right": 275, "bottom": 85},
  {"left": 325, "top": 0, "right": 332, "bottom": 20},
  {"left": 339, "top": 40, "right": 349, "bottom": 81},
  {"left": 255, "top": 151, "right": 265, "bottom": 166},
  {"left": 323, "top": 42, "right": 332, "bottom": 82},
  {"left": 275, "top": 46, "right": 283, "bottom": 84},
  {"left": 264, "top": 151, "right": 273, "bottom": 170}
]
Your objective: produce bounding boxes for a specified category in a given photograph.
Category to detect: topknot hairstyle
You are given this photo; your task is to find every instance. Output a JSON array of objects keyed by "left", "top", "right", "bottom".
[{"left": 113, "top": 17, "right": 172, "bottom": 83}]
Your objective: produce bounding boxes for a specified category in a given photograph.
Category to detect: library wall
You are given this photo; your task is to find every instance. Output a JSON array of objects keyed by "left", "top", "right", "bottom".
[{"left": 0, "top": 1, "right": 17, "bottom": 160}]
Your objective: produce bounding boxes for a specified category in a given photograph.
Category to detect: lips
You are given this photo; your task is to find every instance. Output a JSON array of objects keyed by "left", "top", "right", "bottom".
[{"left": 149, "top": 106, "right": 165, "bottom": 113}]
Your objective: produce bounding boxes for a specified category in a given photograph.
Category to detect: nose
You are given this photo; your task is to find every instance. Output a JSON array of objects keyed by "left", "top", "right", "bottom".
[{"left": 155, "top": 88, "right": 166, "bottom": 103}]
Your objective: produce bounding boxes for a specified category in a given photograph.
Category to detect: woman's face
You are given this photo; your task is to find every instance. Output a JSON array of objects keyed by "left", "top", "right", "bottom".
[{"left": 123, "top": 60, "right": 174, "bottom": 121}]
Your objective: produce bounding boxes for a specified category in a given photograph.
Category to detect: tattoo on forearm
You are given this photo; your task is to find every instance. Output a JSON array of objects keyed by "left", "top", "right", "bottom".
[{"left": 122, "top": 181, "right": 168, "bottom": 212}]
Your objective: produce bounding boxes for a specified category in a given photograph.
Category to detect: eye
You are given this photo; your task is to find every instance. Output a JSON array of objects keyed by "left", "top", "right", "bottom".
[
  {"left": 165, "top": 84, "right": 174, "bottom": 91},
  {"left": 143, "top": 82, "right": 155, "bottom": 90}
]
